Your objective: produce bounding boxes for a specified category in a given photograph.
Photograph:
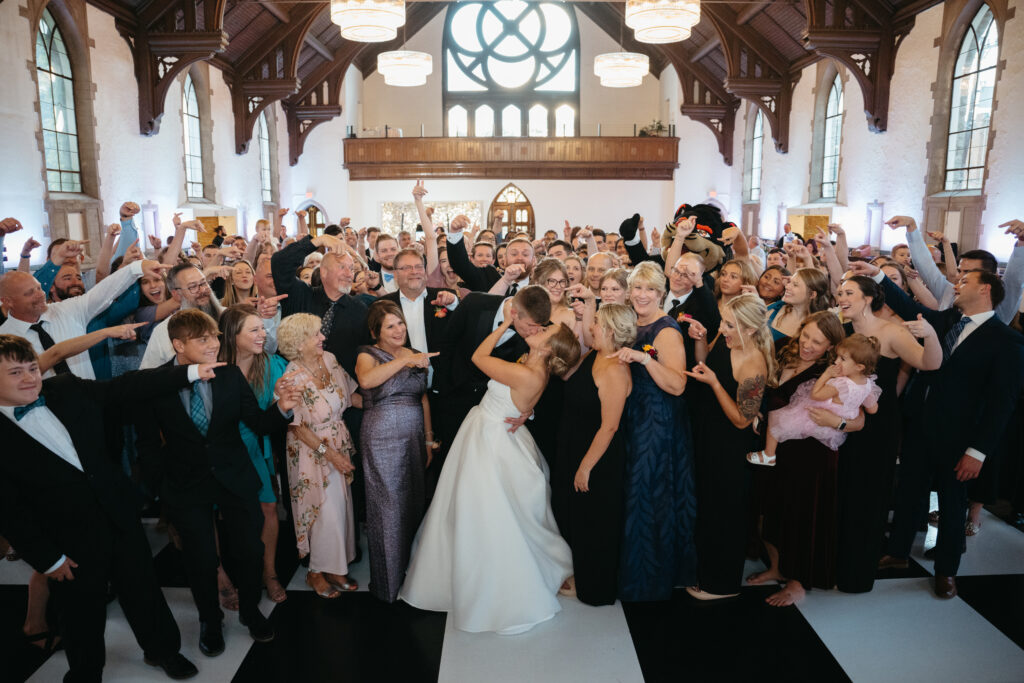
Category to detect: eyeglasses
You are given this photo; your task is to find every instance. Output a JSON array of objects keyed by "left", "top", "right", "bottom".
[
  {"left": 175, "top": 280, "right": 210, "bottom": 295},
  {"left": 545, "top": 278, "right": 569, "bottom": 289},
  {"left": 396, "top": 264, "right": 426, "bottom": 273}
]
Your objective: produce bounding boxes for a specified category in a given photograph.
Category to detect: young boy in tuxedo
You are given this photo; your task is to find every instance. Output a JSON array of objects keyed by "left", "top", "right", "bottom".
[
  {"left": 0, "top": 333, "right": 219, "bottom": 682},
  {"left": 135, "top": 310, "right": 301, "bottom": 657}
]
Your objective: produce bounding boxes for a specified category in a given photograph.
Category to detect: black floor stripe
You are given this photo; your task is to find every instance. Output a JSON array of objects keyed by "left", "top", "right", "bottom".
[
  {"left": 232, "top": 592, "right": 446, "bottom": 683},
  {"left": 955, "top": 574, "right": 1024, "bottom": 650},
  {"left": 622, "top": 586, "right": 850, "bottom": 683}
]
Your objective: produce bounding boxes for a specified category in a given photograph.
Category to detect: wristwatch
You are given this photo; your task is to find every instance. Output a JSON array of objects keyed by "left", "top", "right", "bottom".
[
  {"left": 315, "top": 442, "right": 328, "bottom": 456},
  {"left": 837, "top": 418, "right": 847, "bottom": 432}
]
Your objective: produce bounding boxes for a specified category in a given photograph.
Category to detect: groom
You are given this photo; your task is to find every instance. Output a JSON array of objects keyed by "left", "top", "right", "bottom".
[{"left": 434, "top": 286, "right": 551, "bottom": 477}]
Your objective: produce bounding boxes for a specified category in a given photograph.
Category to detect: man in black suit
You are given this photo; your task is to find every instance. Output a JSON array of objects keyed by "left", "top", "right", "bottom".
[
  {"left": 135, "top": 310, "right": 301, "bottom": 655},
  {"left": 859, "top": 262, "right": 1024, "bottom": 598},
  {"left": 271, "top": 233, "right": 370, "bottom": 377},
  {"left": 0, "top": 334, "right": 206, "bottom": 682},
  {"left": 435, "top": 286, "right": 552, "bottom": 457},
  {"left": 380, "top": 248, "right": 458, "bottom": 491},
  {"left": 446, "top": 217, "right": 534, "bottom": 296},
  {"left": 664, "top": 252, "right": 719, "bottom": 370}
]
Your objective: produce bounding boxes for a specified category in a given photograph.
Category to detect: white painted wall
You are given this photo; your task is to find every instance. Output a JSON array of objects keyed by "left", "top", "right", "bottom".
[
  {"left": 981, "top": 0, "right": 1024, "bottom": 261},
  {"left": 0, "top": 0, "right": 49, "bottom": 260}
]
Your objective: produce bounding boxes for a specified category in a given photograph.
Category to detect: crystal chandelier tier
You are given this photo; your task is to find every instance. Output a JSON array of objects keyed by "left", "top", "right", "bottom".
[
  {"left": 625, "top": 0, "right": 701, "bottom": 44},
  {"left": 594, "top": 52, "right": 650, "bottom": 88},
  {"left": 330, "top": 0, "right": 405, "bottom": 43},
  {"left": 377, "top": 50, "right": 433, "bottom": 87}
]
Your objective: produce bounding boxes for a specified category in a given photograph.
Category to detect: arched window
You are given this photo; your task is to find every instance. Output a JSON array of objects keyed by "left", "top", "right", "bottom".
[
  {"left": 821, "top": 74, "right": 843, "bottom": 199},
  {"left": 182, "top": 74, "right": 204, "bottom": 199},
  {"left": 745, "top": 110, "right": 764, "bottom": 202},
  {"left": 945, "top": 5, "right": 998, "bottom": 191},
  {"left": 257, "top": 111, "right": 273, "bottom": 204},
  {"left": 443, "top": 1, "right": 579, "bottom": 137},
  {"left": 36, "top": 9, "right": 80, "bottom": 193}
]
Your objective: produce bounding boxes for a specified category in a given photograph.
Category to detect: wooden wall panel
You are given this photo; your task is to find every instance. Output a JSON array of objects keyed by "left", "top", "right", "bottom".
[{"left": 343, "top": 137, "right": 679, "bottom": 180}]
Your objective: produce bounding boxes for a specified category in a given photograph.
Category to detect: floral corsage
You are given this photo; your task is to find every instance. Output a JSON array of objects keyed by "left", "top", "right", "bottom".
[
  {"left": 641, "top": 344, "right": 658, "bottom": 360},
  {"left": 433, "top": 306, "right": 447, "bottom": 318}
]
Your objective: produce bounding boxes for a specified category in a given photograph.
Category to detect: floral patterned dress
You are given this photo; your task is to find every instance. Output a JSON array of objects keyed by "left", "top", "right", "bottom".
[{"left": 285, "top": 351, "right": 359, "bottom": 573}]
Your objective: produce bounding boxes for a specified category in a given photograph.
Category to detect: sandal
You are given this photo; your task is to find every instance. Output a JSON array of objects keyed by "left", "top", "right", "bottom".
[
  {"left": 558, "top": 576, "right": 577, "bottom": 598},
  {"left": 23, "top": 630, "right": 61, "bottom": 655},
  {"left": 218, "top": 585, "right": 239, "bottom": 611},
  {"left": 325, "top": 574, "right": 359, "bottom": 592},
  {"left": 265, "top": 575, "right": 287, "bottom": 603},
  {"left": 306, "top": 572, "right": 342, "bottom": 599},
  {"left": 965, "top": 521, "right": 981, "bottom": 536},
  {"left": 746, "top": 451, "right": 776, "bottom": 467}
]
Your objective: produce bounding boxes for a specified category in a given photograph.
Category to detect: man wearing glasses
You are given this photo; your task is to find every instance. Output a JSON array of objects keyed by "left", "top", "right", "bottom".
[{"left": 140, "top": 264, "right": 224, "bottom": 369}]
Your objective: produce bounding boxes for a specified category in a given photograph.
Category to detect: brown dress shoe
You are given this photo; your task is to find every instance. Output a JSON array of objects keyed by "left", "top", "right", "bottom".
[
  {"left": 877, "top": 555, "right": 909, "bottom": 570},
  {"left": 934, "top": 575, "right": 957, "bottom": 599}
]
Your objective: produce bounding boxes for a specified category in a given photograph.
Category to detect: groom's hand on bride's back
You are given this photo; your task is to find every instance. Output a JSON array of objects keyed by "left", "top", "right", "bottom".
[{"left": 505, "top": 411, "right": 532, "bottom": 433}]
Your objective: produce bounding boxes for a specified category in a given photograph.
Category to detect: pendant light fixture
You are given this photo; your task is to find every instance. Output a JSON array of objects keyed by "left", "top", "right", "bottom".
[{"left": 625, "top": 0, "right": 701, "bottom": 44}]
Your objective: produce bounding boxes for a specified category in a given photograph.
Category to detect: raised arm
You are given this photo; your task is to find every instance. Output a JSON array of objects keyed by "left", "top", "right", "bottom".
[
  {"left": 18, "top": 236, "right": 41, "bottom": 273},
  {"left": 888, "top": 216, "right": 953, "bottom": 307},
  {"left": 829, "top": 224, "right": 850, "bottom": 272},
  {"left": 163, "top": 214, "right": 188, "bottom": 265},
  {"left": 446, "top": 218, "right": 498, "bottom": 291},
  {"left": 995, "top": 220, "right": 1024, "bottom": 323},
  {"left": 471, "top": 305, "right": 533, "bottom": 387},
  {"left": 662, "top": 218, "right": 695, "bottom": 276},
  {"left": 95, "top": 223, "right": 120, "bottom": 282},
  {"left": 412, "top": 180, "right": 439, "bottom": 275}
]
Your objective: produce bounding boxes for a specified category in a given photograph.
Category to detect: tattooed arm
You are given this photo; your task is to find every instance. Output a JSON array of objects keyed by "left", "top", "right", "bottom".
[{"left": 687, "top": 352, "right": 766, "bottom": 429}]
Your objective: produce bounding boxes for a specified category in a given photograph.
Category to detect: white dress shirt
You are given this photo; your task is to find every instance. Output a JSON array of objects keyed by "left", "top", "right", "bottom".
[
  {"left": 380, "top": 270, "right": 399, "bottom": 293},
  {"left": 1, "top": 364, "right": 201, "bottom": 572},
  {"left": 663, "top": 288, "right": 693, "bottom": 314},
  {"left": 0, "top": 260, "right": 144, "bottom": 379},
  {"left": 400, "top": 289, "right": 432, "bottom": 387},
  {"left": 140, "top": 317, "right": 174, "bottom": 369}
]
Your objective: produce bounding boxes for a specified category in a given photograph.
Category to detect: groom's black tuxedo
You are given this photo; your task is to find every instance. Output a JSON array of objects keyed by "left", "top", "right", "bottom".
[{"left": 0, "top": 367, "right": 192, "bottom": 681}]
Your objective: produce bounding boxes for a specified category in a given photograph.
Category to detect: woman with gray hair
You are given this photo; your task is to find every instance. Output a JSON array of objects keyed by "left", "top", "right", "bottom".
[
  {"left": 278, "top": 312, "right": 362, "bottom": 599},
  {"left": 553, "top": 303, "right": 635, "bottom": 605}
]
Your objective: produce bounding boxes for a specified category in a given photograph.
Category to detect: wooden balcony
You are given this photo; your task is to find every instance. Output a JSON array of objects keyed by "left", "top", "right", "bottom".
[{"left": 342, "top": 136, "right": 679, "bottom": 181}]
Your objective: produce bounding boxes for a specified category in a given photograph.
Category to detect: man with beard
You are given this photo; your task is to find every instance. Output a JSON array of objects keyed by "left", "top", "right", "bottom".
[
  {"left": 375, "top": 234, "right": 400, "bottom": 294},
  {"left": 447, "top": 218, "right": 534, "bottom": 296},
  {"left": 50, "top": 262, "right": 87, "bottom": 301},
  {"left": 140, "top": 264, "right": 224, "bottom": 369},
  {"left": 0, "top": 255, "right": 166, "bottom": 379}
]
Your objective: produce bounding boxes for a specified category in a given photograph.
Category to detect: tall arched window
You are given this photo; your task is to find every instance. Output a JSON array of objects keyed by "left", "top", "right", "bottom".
[
  {"left": 821, "top": 75, "right": 843, "bottom": 199},
  {"left": 36, "top": 9, "right": 81, "bottom": 193},
  {"left": 443, "top": 1, "right": 579, "bottom": 137},
  {"left": 745, "top": 110, "right": 764, "bottom": 202},
  {"left": 257, "top": 111, "right": 273, "bottom": 204},
  {"left": 945, "top": 5, "right": 998, "bottom": 191},
  {"left": 182, "top": 74, "right": 204, "bottom": 199}
]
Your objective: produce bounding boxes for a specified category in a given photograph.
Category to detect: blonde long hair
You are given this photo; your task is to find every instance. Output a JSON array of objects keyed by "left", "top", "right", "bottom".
[{"left": 721, "top": 292, "right": 778, "bottom": 386}]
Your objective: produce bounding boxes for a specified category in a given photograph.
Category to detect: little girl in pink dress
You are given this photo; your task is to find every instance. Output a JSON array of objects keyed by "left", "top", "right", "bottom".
[{"left": 748, "top": 334, "right": 882, "bottom": 466}]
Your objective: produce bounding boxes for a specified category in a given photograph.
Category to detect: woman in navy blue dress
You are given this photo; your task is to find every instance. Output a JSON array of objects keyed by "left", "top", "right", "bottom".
[{"left": 611, "top": 262, "right": 697, "bottom": 601}]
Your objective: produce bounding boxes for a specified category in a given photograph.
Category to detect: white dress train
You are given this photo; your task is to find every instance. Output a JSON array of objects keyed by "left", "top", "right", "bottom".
[{"left": 399, "top": 380, "right": 573, "bottom": 635}]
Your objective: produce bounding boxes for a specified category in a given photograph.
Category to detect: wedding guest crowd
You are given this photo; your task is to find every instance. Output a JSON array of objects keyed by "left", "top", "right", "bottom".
[{"left": 2, "top": 190, "right": 1024, "bottom": 680}]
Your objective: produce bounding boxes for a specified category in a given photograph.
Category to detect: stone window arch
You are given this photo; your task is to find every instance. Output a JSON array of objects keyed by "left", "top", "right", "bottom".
[
  {"left": 808, "top": 62, "right": 846, "bottom": 204},
  {"left": 180, "top": 64, "right": 217, "bottom": 203}
]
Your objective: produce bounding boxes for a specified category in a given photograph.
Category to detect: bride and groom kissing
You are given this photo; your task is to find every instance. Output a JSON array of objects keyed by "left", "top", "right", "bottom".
[{"left": 401, "top": 284, "right": 581, "bottom": 635}]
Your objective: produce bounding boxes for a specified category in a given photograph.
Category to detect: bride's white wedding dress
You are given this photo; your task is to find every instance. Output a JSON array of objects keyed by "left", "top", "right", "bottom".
[{"left": 399, "top": 380, "right": 573, "bottom": 635}]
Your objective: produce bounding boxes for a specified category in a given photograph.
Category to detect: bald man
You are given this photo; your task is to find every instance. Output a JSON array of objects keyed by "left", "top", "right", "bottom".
[{"left": 0, "top": 258, "right": 163, "bottom": 379}]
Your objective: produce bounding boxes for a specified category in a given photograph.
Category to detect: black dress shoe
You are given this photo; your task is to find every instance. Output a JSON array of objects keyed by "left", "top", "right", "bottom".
[
  {"left": 240, "top": 611, "right": 275, "bottom": 643},
  {"left": 144, "top": 653, "right": 199, "bottom": 680},
  {"left": 934, "top": 575, "right": 957, "bottom": 599},
  {"left": 198, "top": 621, "right": 225, "bottom": 657}
]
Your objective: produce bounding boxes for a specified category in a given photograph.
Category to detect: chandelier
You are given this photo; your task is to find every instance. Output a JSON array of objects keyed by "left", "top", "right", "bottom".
[
  {"left": 594, "top": 52, "right": 650, "bottom": 88},
  {"left": 330, "top": 0, "right": 405, "bottom": 43},
  {"left": 625, "top": 0, "right": 701, "bottom": 44},
  {"left": 377, "top": 50, "right": 433, "bottom": 86}
]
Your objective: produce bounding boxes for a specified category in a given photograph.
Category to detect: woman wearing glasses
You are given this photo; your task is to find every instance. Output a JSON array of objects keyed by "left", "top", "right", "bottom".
[{"left": 533, "top": 258, "right": 576, "bottom": 329}]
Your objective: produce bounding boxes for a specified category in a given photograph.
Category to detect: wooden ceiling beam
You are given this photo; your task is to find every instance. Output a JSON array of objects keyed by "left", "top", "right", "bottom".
[
  {"left": 258, "top": 1, "right": 290, "bottom": 23},
  {"left": 305, "top": 33, "right": 334, "bottom": 61},
  {"left": 234, "top": 1, "right": 324, "bottom": 76},
  {"left": 690, "top": 37, "right": 720, "bottom": 63},
  {"left": 736, "top": 1, "right": 771, "bottom": 25}
]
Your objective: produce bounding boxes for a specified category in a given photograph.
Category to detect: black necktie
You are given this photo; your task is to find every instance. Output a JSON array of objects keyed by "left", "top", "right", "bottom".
[
  {"left": 30, "top": 322, "right": 71, "bottom": 375},
  {"left": 321, "top": 299, "right": 338, "bottom": 338},
  {"left": 940, "top": 316, "right": 970, "bottom": 361},
  {"left": 672, "top": 298, "right": 681, "bottom": 309},
  {"left": 508, "top": 283, "right": 519, "bottom": 297}
]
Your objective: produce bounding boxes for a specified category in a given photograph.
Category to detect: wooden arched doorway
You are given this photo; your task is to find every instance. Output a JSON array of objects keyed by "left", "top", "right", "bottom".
[
  {"left": 488, "top": 184, "right": 535, "bottom": 239},
  {"left": 298, "top": 200, "right": 328, "bottom": 237}
]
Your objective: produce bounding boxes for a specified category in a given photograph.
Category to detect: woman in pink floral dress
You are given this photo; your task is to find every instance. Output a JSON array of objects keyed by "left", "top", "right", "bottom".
[{"left": 278, "top": 313, "right": 362, "bottom": 599}]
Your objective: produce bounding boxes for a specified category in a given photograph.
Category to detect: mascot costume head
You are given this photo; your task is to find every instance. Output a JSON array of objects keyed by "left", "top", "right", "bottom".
[{"left": 660, "top": 203, "right": 730, "bottom": 273}]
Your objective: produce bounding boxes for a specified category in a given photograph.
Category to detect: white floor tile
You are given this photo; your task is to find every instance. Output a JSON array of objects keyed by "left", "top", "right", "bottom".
[
  {"left": 910, "top": 509, "right": 1024, "bottom": 577},
  {"left": 27, "top": 587, "right": 274, "bottom": 683},
  {"left": 438, "top": 596, "right": 643, "bottom": 683},
  {"left": 798, "top": 578, "right": 1024, "bottom": 683}
]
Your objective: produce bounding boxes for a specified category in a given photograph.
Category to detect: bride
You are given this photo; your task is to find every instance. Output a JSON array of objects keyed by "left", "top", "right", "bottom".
[{"left": 400, "top": 292, "right": 581, "bottom": 635}]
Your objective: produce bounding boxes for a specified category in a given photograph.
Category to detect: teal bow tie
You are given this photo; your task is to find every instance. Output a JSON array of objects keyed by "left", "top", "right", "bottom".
[{"left": 14, "top": 396, "right": 46, "bottom": 421}]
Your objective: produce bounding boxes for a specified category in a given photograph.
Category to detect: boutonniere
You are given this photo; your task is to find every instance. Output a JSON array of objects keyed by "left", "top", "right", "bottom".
[
  {"left": 642, "top": 344, "right": 658, "bottom": 360},
  {"left": 433, "top": 306, "right": 447, "bottom": 318},
  {"left": 516, "top": 353, "right": 528, "bottom": 364}
]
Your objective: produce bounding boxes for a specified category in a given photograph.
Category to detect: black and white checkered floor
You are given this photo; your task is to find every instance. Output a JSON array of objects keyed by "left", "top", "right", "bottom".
[{"left": 3, "top": 499, "right": 1023, "bottom": 682}]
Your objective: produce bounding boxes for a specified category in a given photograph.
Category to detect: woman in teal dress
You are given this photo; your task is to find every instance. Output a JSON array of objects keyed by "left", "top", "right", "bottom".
[{"left": 219, "top": 304, "right": 289, "bottom": 603}]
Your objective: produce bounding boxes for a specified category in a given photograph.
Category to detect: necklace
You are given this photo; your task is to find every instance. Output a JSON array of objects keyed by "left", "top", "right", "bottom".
[{"left": 300, "top": 355, "right": 330, "bottom": 387}]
